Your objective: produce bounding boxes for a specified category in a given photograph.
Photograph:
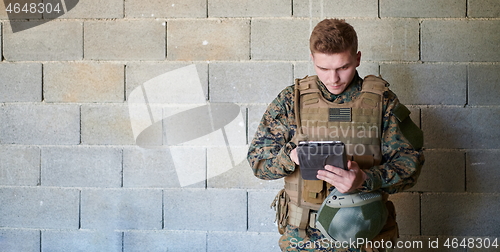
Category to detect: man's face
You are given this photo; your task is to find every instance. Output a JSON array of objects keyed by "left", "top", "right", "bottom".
[{"left": 311, "top": 51, "right": 361, "bottom": 95}]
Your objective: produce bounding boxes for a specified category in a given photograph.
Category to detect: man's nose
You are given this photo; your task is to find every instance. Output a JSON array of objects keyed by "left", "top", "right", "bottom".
[{"left": 329, "top": 70, "right": 340, "bottom": 83}]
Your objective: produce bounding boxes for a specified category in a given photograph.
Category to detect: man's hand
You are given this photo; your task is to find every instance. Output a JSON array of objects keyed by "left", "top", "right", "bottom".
[
  {"left": 316, "top": 160, "right": 367, "bottom": 193},
  {"left": 289, "top": 148, "right": 300, "bottom": 165}
]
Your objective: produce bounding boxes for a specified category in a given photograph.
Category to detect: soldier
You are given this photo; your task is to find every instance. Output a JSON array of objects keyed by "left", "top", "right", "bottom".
[{"left": 247, "top": 19, "right": 424, "bottom": 252}]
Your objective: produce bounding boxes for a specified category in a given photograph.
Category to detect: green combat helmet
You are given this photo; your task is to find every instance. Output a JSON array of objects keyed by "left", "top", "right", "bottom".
[{"left": 316, "top": 189, "right": 388, "bottom": 244}]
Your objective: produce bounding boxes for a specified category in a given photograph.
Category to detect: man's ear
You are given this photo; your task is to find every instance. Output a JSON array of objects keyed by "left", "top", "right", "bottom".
[{"left": 356, "top": 51, "right": 362, "bottom": 67}]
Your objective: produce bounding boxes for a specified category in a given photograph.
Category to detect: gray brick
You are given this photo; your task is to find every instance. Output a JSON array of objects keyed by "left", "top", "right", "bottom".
[
  {"left": 0, "top": 229, "right": 40, "bottom": 252},
  {"left": 0, "top": 0, "right": 42, "bottom": 19},
  {"left": 248, "top": 190, "right": 281, "bottom": 232},
  {"left": 209, "top": 62, "right": 293, "bottom": 103},
  {"left": 422, "top": 107, "right": 500, "bottom": 149},
  {"left": 251, "top": 19, "right": 310, "bottom": 61},
  {"left": 381, "top": 64, "right": 466, "bottom": 105},
  {"left": 167, "top": 19, "right": 250, "bottom": 61},
  {"left": 207, "top": 231, "right": 281, "bottom": 252},
  {"left": 422, "top": 193, "right": 500, "bottom": 236},
  {"left": 41, "top": 146, "right": 122, "bottom": 187},
  {"left": 0, "top": 187, "right": 79, "bottom": 229},
  {"left": 349, "top": 19, "right": 420, "bottom": 61},
  {"left": 0, "top": 146, "right": 40, "bottom": 186},
  {"left": 85, "top": 20, "right": 166, "bottom": 60},
  {"left": 4, "top": 21, "right": 82, "bottom": 61},
  {"left": 209, "top": 0, "right": 290, "bottom": 17},
  {"left": 410, "top": 150, "right": 465, "bottom": 192},
  {"left": 380, "top": 0, "right": 466, "bottom": 17},
  {"left": 81, "top": 104, "right": 135, "bottom": 145},
  {"left": 126, "top": 0, "right": 207, "bottom": 18},
  {"left": 466, "top": 150, "right": 500, "bottom": 193},
  {"left": 293, "top": 0, "right": 378, "bottom": 18},
  {"left": 44, "top": 62, "right": 124, "bottom": 103},
  {"left": 123, "top": 146, "right": 206, "bottom": 188},
  {"left": 469, "top": 0, "right": 500, "bottom": 17},
  {"left": 45, "top": 0, "right": 123, "bottom": 19},
  {"left": 81, "top": 189, "right": 163, "bottom": 230},
  {"left": 164, "top": 189, "right": 247, "bottom": 231},
  {"left": 389, "top": 192, "right": 420, "bottom": 236},
  {"left": 422, "top": 20, "right": 500, "bottom": 62},
  {"left": 469, "top": 64, "right": 500, "bottom": 106},
  {"left": 42, "top": 230, "right": 122, "bottom": 252},
  {"left": 0, "top": 104, "right": 80, "bottom": 145},
  {"left": 161, "top": 104, "right": 246, "bottom": 148},
  {"left": 208, "top": 146, "right": 282, "bottom": 189},
  {"left": 0, "top": 63, "right": 41, "bottom": 102},
  {"left": 126, "top": 63, "right": 208, "bottom": 101},
  {"left": 124, "top": 231, "right": 207, "bottom": 252}
]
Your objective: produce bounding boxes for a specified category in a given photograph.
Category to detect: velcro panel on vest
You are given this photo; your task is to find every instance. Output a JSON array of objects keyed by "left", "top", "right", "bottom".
[{"left": 392, "top": 103, "right": 424, "bottom": 150}]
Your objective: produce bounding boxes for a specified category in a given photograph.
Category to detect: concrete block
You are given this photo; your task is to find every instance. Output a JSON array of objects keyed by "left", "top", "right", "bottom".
[
  {"left": 45, "top": 0, "right": 123, "bottom": 18},
  {"left": 167, "top": 19, "right": 250, "bottom": 61},
  {"left": 410, "top": 150, "right": 465, "bottom": 192},
  {"left": 81, "top": 104, "right": 136, "bottom": 145},
  {"left": 381, "top": 64, "right": 467, "bottom": 105},
  {"left": 85, "top": 20, "right": 166, "bottom": 60},
  {"left": 126, "top": 0, "right": 207, "bottom": 18},
  {"left": 469, "top": 0, "right": 500, "bottom": 17},
  {"left": 469, "top": 64, "right": 500, "bottom": 106},
  {"left": 0, "top": 229, "right": 40, "bottom": 252},
  {"left": 164, "top": 188, "right": 247, "bottom": 231},
  {"left": 207, "top": 231, "right": 281, "bottom": 252},
  {"left": 421, "top": 193, "right": 500, "bottom": 236},
  {"left": 209, "top": 62, "right": 293, "bottom": 103},
  {"left": 0, "top": 104, "right": 80, "bottom": 145},
  {"left": 251, "top": 19, "right": 310, "bottom": 61},
  {"left": 44, "top": 62, "right": 124, "bottom": 103},
  {"left": 422, "top": 107, "right": 500, "bottom": 149},
  {"left": 0, "top": 0, "right": 42, "bottom": 19},
  {"left": 41, "top": 146, "right": 122, "bottom": 187},
  {"left": 422, "top": 20, "right": 500, "bottom": 62},
  {"left": 0, "top": 187, "right": 79, "bottom": 229},
  {"left": 123, "top": 231, "right": 207, "bottom": 252},
  {"left": 380, "top": 0, "right": 466, "bottom": 17},
  {"left": 81, "top": 188, "right": 163, "bottom": 230},
  {"left": 123, "top": 146, "right": 206, "bottom": 188},
  {"left": 293, "top": 0, "right": 378, "bottom": 18},
  {"left": 407, "top": 106, "right": 421, "bottom": 128},
  {"left": 209, "top": 0, "right": 290, "bottom": 17},
  {"left": 389, "top": 192, "right": 420, "bottom": 236},
  {"left": 0, "top": 146, "right": 40, "bottom": 186},
  {"left": 466, "top": 150, "right": 500, "bottom": 193},
  {"left": 248, "top": 190, "right": 281, "bottom": 232},
  {"left": 348, "top": 19, "right": 420, "bottom": 61},
  {"left": 126, "top": 62, "right": 208, "bottom": 101},
  {"left": 3, "top": 20, "right": 82, "bottom": 61},
  {"left": 42, "top": 230, "right": 122, "bottom": 252},
  {"left": 0, "top": 63, "right": 42, "bottom": 102},
  {"left": 208, "top": 146, "right": 282, "bottom": 189}
]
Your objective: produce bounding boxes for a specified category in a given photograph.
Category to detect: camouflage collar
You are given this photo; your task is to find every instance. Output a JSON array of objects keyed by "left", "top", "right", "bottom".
[{"left": 316, "top": 72, "right": 363, "bottom": 104}]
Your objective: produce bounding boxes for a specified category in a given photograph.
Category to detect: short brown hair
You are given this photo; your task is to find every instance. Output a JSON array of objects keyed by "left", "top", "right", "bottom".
[{"left": 309, "top": 19, "right": 358, "bottom": 55}]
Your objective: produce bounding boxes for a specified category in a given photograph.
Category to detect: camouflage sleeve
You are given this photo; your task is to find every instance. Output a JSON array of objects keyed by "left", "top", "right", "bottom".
[
  {"left": 361, "top": 90, "right": 425, "bottom": 194},
  {"left": 247, "top": 86, "right": 298, "bottom": 180}
]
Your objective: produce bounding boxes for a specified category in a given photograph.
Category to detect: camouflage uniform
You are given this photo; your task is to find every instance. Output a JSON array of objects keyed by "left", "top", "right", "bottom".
[{"left": 247, "top": 72, "right": 424, "bottom": 252}]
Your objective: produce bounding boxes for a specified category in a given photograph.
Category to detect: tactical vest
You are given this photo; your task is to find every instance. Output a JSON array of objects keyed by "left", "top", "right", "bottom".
[{"left": 284, "top": 75, "right": 388, "bottom": 211}]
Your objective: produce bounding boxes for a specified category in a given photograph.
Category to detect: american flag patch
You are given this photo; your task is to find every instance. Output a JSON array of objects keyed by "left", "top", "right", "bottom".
[{"left": 329, "top": 108, "right": 352, "bottom": 121}]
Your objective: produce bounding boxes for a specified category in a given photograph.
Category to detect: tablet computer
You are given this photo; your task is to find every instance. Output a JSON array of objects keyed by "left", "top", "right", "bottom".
[{"left": 297, "top": 141, "right": 348, "bottom": 180}]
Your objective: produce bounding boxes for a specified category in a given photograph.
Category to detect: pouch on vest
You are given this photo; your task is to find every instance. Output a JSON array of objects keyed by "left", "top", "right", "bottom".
[{"left": 302, "top": 180, "right": 326, "bottom": 204}]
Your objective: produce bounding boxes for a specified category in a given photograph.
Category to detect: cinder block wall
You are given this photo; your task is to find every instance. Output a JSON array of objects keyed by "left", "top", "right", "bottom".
[{"left": 1, "top": 0, "right": 499, "bottom": 251}]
